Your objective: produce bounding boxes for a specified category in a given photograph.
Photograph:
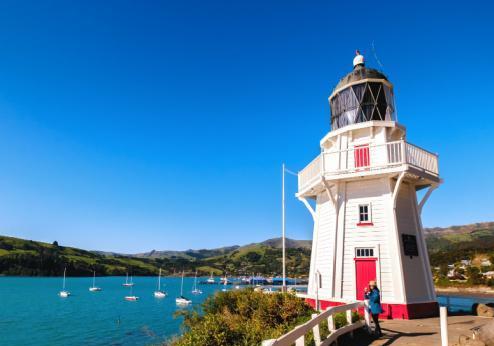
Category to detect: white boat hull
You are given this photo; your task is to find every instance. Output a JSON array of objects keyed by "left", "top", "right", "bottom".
[
  {"left": 89, "top": 287, "right": 102, "bottom": 292},
  {"left": 175, "top": 297, "right": 191, "bottom": 305},
  {"left": 124, "top": 296, "right": 139, "bottom": 301},
  {"left": 59, "top": 290, "right": 70, "bottom": 298},
  {"left": 154, "top": 291, "right": 166, "bottom": 298}
]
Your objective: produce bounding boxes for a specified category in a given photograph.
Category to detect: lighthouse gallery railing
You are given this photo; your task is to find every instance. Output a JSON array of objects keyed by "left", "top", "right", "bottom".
[{"left": 298, "top": 140, "right": 439, "bottom": 192}]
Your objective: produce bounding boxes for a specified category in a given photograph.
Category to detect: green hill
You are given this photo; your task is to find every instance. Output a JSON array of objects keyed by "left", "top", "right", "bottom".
[
  {"left": 0, "top": 235, "right": 311, "bottom": 277},
  {"left": 424, "top": 222, "right": 494, "bottom": 266},
  {"left": 2, "top": 221, "right": 493, "bottom": 276},
  {"left": 0, "top": 236, "right": 168, "bottom": 276}
]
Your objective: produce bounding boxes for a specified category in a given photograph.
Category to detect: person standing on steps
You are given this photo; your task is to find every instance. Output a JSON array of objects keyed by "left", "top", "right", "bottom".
[{"left": 365, "top": 280, "right": 384, "bottom": 337}]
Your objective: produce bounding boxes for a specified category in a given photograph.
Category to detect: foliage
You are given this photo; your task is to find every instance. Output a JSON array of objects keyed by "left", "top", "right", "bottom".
[
  {"left": 426, "top": 224, "right": 494, "bottom": 267},
  {"left": 466, "top": 266, "right": 485, "bottom": 285},
  {"left": 171, "top": 289, "right": 314, "bottom": 346},
  {"left": 0, "top": 235, "right": 311, "bottom": 277}
]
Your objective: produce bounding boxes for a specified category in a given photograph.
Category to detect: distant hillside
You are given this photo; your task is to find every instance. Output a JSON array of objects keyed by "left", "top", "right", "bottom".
[
  {"left": 0, "top": 235, "right": 311, "bottom": 277},
  {"left": 425, "top": 222, "right": 494, "bottom": 237},
  {"left": 259, "top": 237, "right": 312, "bottom": 250},
  {"left": 424, "top": 222, "right": 494, "bottom": 266},
  {"left": 425, "top": 222, "right": 494, "bottom": 252},
  {"left": 132, "top": 237, "right": 311, "bottom": 260},
  {"left": 133, "top": 246, "right": 241, "bottom": 260},
  {"left": 0, "top": 236, "right": 167, "bottom": 276},
  {"left": 2, "top": 222, "right": 493, "bottom": 276}
]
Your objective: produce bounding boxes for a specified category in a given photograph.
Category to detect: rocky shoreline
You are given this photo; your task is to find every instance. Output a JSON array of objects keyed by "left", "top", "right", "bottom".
[{"left": 436, "top": 286, "right": 494, "bottom": 297}]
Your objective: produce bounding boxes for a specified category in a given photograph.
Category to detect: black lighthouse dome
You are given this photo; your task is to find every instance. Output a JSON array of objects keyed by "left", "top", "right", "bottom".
[{"left": 329, "top": 51, "right": 396, "bottom": 130}]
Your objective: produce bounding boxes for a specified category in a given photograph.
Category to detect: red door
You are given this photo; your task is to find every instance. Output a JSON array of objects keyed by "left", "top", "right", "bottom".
[{"left": 355, "top": 258, "right": 377, "bottom": 300}]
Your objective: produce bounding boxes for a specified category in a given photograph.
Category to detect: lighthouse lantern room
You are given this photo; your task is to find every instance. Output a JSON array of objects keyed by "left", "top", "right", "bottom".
[{"left": 297, "top": 52, "right": 441, "bottom": 319}]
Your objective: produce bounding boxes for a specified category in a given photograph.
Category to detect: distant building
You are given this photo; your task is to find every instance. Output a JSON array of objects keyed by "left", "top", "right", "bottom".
[
  {"left": 483, "top": 271, "right": 494, "bottom": 279},
  {"left": 481, "top": 260, "right": 492, "bottom": 267},
  {"left": 297, "top": 52, "right": 441, "bottom": 319}
]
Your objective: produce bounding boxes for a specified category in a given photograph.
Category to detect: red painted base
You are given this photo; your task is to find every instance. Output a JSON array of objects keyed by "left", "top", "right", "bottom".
[{"left": 305, "top": 298, "right": 439, "bottom": 320}]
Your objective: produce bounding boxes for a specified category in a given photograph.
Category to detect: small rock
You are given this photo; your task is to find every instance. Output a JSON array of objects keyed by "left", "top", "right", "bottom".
[
  {"left": 477, "top": 318, "right": 494, "bottom": 346},
  {"left": 472, "top": 303, "right": 494, "bottom": 317}
]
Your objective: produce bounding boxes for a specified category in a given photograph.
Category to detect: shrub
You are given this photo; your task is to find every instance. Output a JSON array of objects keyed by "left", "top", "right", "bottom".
[
  {"left": 467, "top": 266, "right": 485, "bottom": 285},
  {"left": 171, "top": 289, "right": 315, "bottom": 346}
]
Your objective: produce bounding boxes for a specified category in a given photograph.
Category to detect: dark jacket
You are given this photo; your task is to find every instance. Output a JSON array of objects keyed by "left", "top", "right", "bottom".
[{"left": 365, "top": 287, "right": 384, "bottom": 315}]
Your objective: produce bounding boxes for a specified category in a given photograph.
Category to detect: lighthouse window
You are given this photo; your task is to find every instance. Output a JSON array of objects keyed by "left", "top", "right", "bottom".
[
  {"left": 356, "top": 248, "right": 374, "bottom": 257},
  {"left": 358, "top": 204, "right": 372, "bottom": 224}
]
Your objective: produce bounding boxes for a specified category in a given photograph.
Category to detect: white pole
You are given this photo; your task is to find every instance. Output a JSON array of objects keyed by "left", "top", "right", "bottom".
[
  {"left": 440, "top": 306, "right": 448, "bottom": 346},
  {"left": 282, "top": 163, "right": 286, "bottom": 291}
]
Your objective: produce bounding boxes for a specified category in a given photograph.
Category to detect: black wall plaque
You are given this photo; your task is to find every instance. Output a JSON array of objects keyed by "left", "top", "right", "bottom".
[{"left": 402, "top": 234, "right": 419, "bottom": 257}]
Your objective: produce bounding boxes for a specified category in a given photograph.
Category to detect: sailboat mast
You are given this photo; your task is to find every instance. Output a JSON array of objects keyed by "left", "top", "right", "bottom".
[
  {"left": 158, "top": 268, "right": 161, "bottom": 290},
  {"left": 62, "top": 267, "right": 66, "bottom": 290},
  {"left": 93, "top": 270, "right": 96, "bottom": 288},
  {"left": 180, "top": 271, "right": 184, "bottom": 296}
]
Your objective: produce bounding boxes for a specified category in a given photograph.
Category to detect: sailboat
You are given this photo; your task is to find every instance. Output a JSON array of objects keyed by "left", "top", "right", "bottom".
[
  {"left": 89, "top": 270, "right": 102, "bottom": 292},
  {"left": 206, "top": 271, "right": 215, "bottom": 284},
  {"left": 191, "top": 270, "right": 202, "bottom": 295},
  {"left": 122, "top": 272, "right": 134, "bottom": 287},
  {"left": 59, "top": 267, "right": 70, "bottom": 298},
  {"left": 221, "top": 273, "right": 228, "bottom": 292},
  {"left": 124, "top": 284, "right": 139, "bottom": 301},
  {"left": 175, "top": 271, "right": 192, "bottom": 305},
  {"left": 154, "top": 268, "right": 167, "bottom": 298}
]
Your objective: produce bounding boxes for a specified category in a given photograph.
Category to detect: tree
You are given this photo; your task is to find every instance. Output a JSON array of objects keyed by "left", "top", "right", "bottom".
[
  {"left": 438, "top": 264, "right": 449, "bottom": 278},
  {"left": 467, "top": 266, "right": 485, "bottom": 285},
  {"left": 52, "top": 241, "right": 59, "bottom": 247}
]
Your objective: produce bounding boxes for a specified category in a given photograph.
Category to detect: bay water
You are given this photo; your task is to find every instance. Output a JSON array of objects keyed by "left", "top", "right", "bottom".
[
  {"left": 1, "top": 276, "right": 492, "bottom": 345},
  {"left": 0, "top": 276, "right": 224, "bottom": 346}
]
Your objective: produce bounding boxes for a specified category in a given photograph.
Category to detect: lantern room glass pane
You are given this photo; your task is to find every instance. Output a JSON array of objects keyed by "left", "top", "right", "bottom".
[{"left": 330, "top": 81, "right": 396, "bottom": 130}]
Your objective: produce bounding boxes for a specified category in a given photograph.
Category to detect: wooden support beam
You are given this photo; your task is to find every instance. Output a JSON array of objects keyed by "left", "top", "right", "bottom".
[
  {"left": 298, "top": 197, "right": 316, "bottom": 221},
  {"left": 418, "top": 184, "right": 437, "bottom": 215},
  {"left": 392, "top": 172, "right": 406, "bottom": 209}
]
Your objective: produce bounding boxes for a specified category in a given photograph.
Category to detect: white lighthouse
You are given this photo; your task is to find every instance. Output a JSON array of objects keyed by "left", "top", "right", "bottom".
[{"left": 297, "top": 52, "right": 441, "bottom": 319}]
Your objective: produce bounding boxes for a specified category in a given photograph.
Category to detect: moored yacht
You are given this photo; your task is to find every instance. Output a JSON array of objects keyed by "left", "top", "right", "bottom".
[
  {"left": 206, "top": 272, "right": 215, "bottom": 284},
  {"left": 59, "top": 267, "right": 70, "bottom": 298},
  {"left": 124, "top": 285, "right": 139, "bottom": 301},
  {"left": 122, "top": 272, "right": 134, "bottom": 287},
  {"left": 154, "top": 268, "right": 167, "bottom": 298},
  {"left": 176, "top": 271, "right": 192, "bottom": 305},
  {"left": 89, "top": 270, "right": 102, "bottom": 292},
  {"left": 191, "top": 270, "right": 202, "bottom": 295}
]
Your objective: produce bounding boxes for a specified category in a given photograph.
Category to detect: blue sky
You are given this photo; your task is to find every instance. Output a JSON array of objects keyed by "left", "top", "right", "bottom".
[{"left": 0, "top": 0, "right": 492, "bottom": 252}]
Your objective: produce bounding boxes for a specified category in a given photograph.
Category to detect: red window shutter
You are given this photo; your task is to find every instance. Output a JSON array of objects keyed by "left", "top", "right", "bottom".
[{"left": 354, "top": 145, "right": 370, "bottom": 168}]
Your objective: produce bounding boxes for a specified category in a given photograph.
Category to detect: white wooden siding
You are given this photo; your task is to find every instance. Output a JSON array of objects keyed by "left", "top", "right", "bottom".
[
  {"left": 341, "top": 179, "right": 395, "bottom": 302},
  {"left": 395, "top": 183, "right": 433, "bottom": 302},
  {"left": 308, "top": 193, "right": 335, "bottom": 297}
]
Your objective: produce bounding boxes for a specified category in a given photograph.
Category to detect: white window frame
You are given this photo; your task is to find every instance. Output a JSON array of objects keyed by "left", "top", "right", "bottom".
[
  {"left": 358, "top": 203, "right": 372, "bottom": 224},
  {"left": 355, "top": 247, "right": 375, "bottom": 258}
]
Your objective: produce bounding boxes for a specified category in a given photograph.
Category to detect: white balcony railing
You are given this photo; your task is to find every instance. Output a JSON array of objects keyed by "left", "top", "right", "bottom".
[
  {"left": 298, "top": 140, "right": 439, "bottom": 192},
  {"left": 262, "top": 301, "right": 369, "bottom": 346}
]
